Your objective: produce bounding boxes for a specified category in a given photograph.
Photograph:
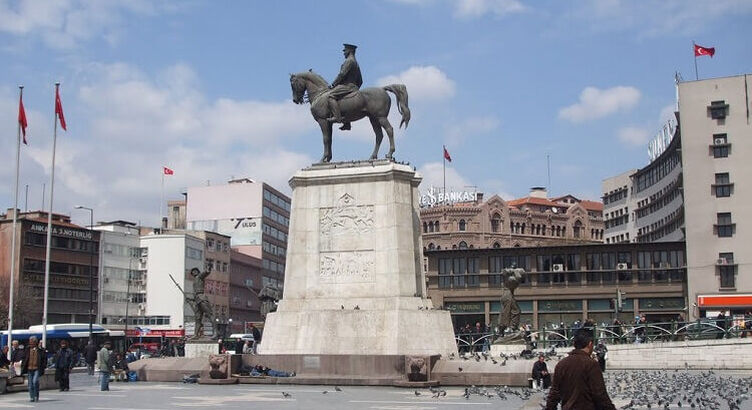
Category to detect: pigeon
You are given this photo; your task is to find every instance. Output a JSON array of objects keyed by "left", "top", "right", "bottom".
[
  {"left": 340, "top": 305, "right": 344, "bottom": 309},
  {"left": 414, "top": 390, "right": 421, "bottom": 396},
  {"left": 334, "top": 386, "right": 342, "bottom": 392},
  {"left": 458, "top": 367, "right": 463, "bottom": 372},
  {"left": 282, "top": 392, "right": 291, "bottom": 398},
  {"left": 354, "top": 305, "right": 360, "bottom": 310},
  {"left": 322, "top": 390, "right": 328, "bottom": 394}
]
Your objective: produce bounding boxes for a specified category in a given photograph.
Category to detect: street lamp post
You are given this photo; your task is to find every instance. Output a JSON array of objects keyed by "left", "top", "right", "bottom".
[{"left": 75, "top": 205, "right": 95, "bottom": 341}]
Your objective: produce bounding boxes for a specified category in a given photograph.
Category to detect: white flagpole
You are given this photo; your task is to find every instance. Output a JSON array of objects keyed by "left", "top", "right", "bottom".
[
  {"left": 442, "top": 146, "right": 446, "bottom": 205},
  {"left": 161, "top": 170, "right": 164, "bottom": 228},
  {"left": 42, "top": 83, "right": 61, "bottom": 349},
  {"left": 6, "top": 85, "right": 23, "bottom": 355}
]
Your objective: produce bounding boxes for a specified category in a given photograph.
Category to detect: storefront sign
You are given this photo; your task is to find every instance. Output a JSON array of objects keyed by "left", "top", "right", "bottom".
[
  {"left": 29, "top": 223, "right": 92, "bottom": 240},
  {"left": 420, "top": 186, "right": 478, "bottom": 207},
  {"left": 25, "top": 273, "right": 89, "bottom": 288},
  {"left": 538, "top": 300, "right": 583, "bottom": 312},
  {"left": 445, "top": 302, "right": 484, "bottom": 313},
  {"left": 125, "top": 329, "right": 185, "bottom": 338},
  {"left": 697, "top": 294, "right": 752, "bottom": 308}
]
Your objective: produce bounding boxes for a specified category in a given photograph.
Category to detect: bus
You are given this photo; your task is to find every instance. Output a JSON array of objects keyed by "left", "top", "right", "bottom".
[{"left": 1, "top": 323, "right": 126, "bottom": 359}]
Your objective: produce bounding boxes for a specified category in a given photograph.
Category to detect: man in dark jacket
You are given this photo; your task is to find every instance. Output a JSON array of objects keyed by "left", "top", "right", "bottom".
[
  {"left": 85, "top": 340, "right": 97, "bottom": 375},
  {"left": 545, "top": 328, "right": 615, "bottom": 410},
  {"left": 21, "top": 336, "right": 47, "bottom": 402},
  {"left": 532, "top": 354, "right": 551, "bottom": 389},
  {"left": 54, "top": 339, "right": 75, "bottom": 391}
]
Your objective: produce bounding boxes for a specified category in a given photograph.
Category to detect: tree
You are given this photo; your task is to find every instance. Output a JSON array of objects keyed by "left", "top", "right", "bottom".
[{"left": 0, "top": 275, "right": 38, "bottom": 330}]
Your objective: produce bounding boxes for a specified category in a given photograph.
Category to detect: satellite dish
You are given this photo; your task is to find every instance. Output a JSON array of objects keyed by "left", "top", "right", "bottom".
[{"left": 551, "top": 207, "right": 558, "bottom": 214}]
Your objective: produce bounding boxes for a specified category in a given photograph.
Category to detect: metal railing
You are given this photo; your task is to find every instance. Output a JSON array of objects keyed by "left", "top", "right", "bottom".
[{"left": 455, "top": 317, "right": 752, "bottom": 352}]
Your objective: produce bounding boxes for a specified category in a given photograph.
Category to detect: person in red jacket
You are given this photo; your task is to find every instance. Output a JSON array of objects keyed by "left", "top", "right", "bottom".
[{"left": 545, "top": 328, "right": 615, "bottom": 410}]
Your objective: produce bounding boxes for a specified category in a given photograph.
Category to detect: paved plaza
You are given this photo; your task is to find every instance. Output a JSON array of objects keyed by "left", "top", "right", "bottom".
[{"left": 1, "top": 370, "right": 751, "bottom": 410}]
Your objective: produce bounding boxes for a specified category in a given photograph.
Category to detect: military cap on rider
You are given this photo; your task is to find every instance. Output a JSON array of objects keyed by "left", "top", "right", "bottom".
[{"left": 343, "top": 43, "right": 357, "bottom": 52}]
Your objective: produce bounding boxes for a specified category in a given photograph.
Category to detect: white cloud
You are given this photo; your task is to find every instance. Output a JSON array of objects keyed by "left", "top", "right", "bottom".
[
  {"left": 417, "top": 162, "right": 471, "bottom": 192},
  {"left": 444, "top": 115, "right": 499, "bottom": 147},
  {"left": 454, "top": 0, "right": 526, "bottom": 18},
  {"left": 558, "top": 86, "right": 640, "bottom": 123},
  {"left": 377, "top": 66, "right": 455, "bottom": 102},
  {"left": 567, "top": 0, "right": 752, "bottom": 36},
  {"left": 10, "top": 62, "right": 315, "bottom": 226},
  {"left": 659, "top": 104, "right": 676, "bottom": 125},
  {"left": 618, "top": 126, "right": 649, "bottom": 146},
  {"left": 0, "top": 0, "right": 172, "bottom": 49}
]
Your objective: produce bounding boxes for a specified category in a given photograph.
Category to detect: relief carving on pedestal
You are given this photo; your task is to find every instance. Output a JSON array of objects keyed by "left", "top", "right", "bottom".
[
  {"left": 320, "top": 251, "right": 375, "bottom": 283},
  {"left": 319, "top": 193, "right": 374, "bottom": 238}
]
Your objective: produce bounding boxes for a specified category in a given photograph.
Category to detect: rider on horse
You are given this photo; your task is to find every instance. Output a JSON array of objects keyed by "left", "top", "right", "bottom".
[{"left": 327, "top": 43, "right": 363, "bottom": 131}]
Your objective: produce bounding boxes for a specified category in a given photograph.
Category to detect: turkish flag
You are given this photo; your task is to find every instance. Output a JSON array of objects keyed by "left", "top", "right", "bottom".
[
  {"left": 443, "top": 146, "right": 452, "bottom": 162},
  {"left": 55, "top": 86, "right": 67, "bottom": 131},
  {"left": 694, "top": 44, "right": 715, "bottom": 58},
  {"left": 19, "top": 93, "right": 28, "bottom": 144},
  {"left": 163, "top": 166, "right": 174, "bottom": 175}
]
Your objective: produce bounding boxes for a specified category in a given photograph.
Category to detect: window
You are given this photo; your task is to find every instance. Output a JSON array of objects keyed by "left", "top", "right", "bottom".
[
  {"left": 708, "top": 100, "right": 729, "bottom": 120},
  {"left": 719, "top": 252, "right": 735, "bottom": 288},
  {"left": 458, "top": 241, "right": 468, "bottom": 249},
  {"left": 423, "top": 222, "right": 427, "bottom": 233},
  {"left": 467, "top": 258, "right": 479, "bottom": 287},
  {"left": 573, "top": 220, "right": 582, "bottom": 238},
  {"left": 712, "top": 134, "right": 729, "bottom": 158},
  {"left": 491, "top": 214, "right": 501, "bottom": 233},
  {"left": 458, "top": 219, "right": 466, "bottom": 231},
  {"left": 713, "top": 173, "right": 732, "bottom": 197},
  {"left": 438, "top": 259, "right": 451, "bottom": 288},
  {"left": 715, "top": 213, "right": 734, "bottom": 237}
]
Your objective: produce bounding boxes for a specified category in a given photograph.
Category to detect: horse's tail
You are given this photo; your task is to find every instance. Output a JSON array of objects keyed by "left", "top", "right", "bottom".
[{"left": 383, "top": 84, "right": 410, "bottom": 129}]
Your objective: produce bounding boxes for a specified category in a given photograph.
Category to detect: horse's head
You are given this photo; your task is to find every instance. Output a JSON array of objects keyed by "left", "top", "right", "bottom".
[{"left": 290, "top": 73, "right": 306, "bottom": 104}]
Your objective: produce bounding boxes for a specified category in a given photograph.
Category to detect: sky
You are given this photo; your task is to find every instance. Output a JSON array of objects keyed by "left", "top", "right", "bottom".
[{"left": 1, "top": 0, "right": 751, "bottom": 227}]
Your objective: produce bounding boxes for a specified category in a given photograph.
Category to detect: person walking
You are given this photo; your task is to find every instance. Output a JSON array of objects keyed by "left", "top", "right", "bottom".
[
  {"left": 594, "top": 341, "right": 608, "bottom": 372},
  {"left": 21, "top": 336, "right": 47, "bottom": 402},
  {"left": 53, "top": 339, "right": 75, "bottom": 391},
  {"left": 250, "top": 324, "right": 262, "bottom": 354},
  {"left": 0, "top": 346, "right": 10, "bottom": 370},
  {"left": 545, "top": 328, "right": 616, "bottom": 410},
  {"left": 97, "top": 341, "right": 113, "bottom": 391},
  {"left": 85, "top": 340, "right": 98, "bottom": 376}
]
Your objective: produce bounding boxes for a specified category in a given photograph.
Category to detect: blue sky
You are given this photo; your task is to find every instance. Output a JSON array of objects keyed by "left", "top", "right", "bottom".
[{"left": 1, "top": 0, "right": 750, "bottom": 226}]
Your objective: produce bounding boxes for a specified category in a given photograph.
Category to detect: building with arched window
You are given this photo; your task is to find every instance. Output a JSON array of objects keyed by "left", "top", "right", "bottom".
[{"left": 420, "top": 188, "right": 604, "bottom": 252}]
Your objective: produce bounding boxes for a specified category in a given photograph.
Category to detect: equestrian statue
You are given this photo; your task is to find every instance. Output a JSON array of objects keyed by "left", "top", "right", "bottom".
[{"left": 290, "top": 43, "right": 410, "bottom": 163}]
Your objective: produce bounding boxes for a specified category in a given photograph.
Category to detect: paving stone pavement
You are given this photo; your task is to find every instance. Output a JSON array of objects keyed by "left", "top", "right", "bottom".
[{"left": 0, "top": 371, "right": 749, "bottom": 409}]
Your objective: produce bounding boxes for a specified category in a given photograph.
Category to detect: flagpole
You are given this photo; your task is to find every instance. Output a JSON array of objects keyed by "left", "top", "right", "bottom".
[
  {"left": 161, "top": 170, "right": 164, "bottom": 228},
  {"left": 693, "top": 41, "right": 699, "bottom": 81},
  {"left": 442, "top": 146, "right": 446, "bottom": 206},
  {"left": 42, "top": 83, "right": 62, "bottom": 349},
  {"left": 6, "top": 86, "right": 24, "bottom": 354}
]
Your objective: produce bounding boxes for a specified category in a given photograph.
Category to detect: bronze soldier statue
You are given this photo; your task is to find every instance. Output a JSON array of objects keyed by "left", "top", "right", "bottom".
[
  {"left": 171, "top": 268, "right": 216, "bottom": 339},
  {"left": 327, "top": 43, "right": 363, "bottom": 131}
]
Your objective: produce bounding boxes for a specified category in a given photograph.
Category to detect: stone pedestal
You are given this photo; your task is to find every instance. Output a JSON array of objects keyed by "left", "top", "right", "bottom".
[
  {"left": 184, "top": 340, "right": 219, "bottom": 358},
  {"left": 259, "top": 161, "right": 457, "bottom": 357}
]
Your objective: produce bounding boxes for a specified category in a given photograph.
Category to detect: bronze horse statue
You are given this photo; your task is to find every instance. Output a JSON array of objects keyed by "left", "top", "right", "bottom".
[{"left": 290, "top": 70, "right": 410, "bottom": 163}]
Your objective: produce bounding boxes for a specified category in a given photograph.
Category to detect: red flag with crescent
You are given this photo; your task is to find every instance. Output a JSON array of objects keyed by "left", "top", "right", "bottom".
[
  {"left": 19, "top": 93, "right": 28, "bottom": 144},
  {"left": 694, "top": 44, "right": 715, "bottom": 58},
  {"left": 443, "top": 146, "right": 452, "bottom": 162},
  {"left": 55, "top": 86, "right": 67, "bottom": 131}
]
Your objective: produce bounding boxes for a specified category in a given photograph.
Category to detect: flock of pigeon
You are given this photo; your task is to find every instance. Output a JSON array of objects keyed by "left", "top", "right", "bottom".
[
  {"left": 449, "top": 346, "right": 561, "bottom": 371},
  {"left": 604, "top": 370, "right": 752, "bottom": 410}
]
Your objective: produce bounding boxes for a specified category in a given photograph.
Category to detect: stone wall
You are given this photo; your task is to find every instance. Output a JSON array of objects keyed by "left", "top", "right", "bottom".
[{"left": 606, "top": 338, "right": 752, "bottom": 370}]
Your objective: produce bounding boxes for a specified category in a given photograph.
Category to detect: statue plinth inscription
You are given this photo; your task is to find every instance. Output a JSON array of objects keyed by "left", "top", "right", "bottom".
[
  {"left": 258, "top": 162, "right": 457, "bottom": 356},
  {"left": 319, "top": 193, "right": 375, "bottom": 284}
]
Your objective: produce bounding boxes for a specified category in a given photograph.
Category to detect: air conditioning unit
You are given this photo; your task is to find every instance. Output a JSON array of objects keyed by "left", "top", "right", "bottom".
[
  {"left": 616, "top": 263, "right": 628, "bottom": 270},
  {"left": 552, "top": 264, "right": 564, "bottom": 272},
  {"left": 138, "top": 303, "right": 146, "bottom": 311},
  {"left": 714, "top": 138, "right": 726, "bottom": 145},
  {"left": 139, "top": 257, "right": 147, "bottom": 264},
  {"left": 717, "top": 258, "right": 728, "bottom": 265}
]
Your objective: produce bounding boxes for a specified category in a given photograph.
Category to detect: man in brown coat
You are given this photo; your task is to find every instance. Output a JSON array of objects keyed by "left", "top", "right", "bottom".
[{"left": 545, "top": 328, "right": 615, "bottom": 410}]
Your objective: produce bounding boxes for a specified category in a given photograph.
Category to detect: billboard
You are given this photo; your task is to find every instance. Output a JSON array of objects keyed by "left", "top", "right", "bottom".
[{"left": 188, "top": 217, "right": 262, "bottom": 246}]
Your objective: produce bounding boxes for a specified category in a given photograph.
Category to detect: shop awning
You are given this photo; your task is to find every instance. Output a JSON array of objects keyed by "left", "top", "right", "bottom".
[{"left": 697, "top": 294, "right": 752, "bottom": 308}]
